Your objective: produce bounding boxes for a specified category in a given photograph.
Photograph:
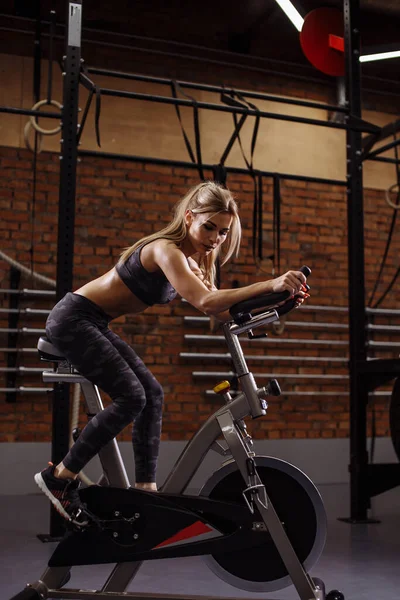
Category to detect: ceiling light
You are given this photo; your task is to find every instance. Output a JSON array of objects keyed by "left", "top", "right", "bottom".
[
  {"left": 360, "top": 50, "right": 400, "bottom": 63},
  {"left": 274, "top": 0, "right": 304, "bottom": 32}
]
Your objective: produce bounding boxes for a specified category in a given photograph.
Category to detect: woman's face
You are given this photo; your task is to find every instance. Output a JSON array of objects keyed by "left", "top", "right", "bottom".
[{"left": 185, "top": 210, "right": 232, "bottom": 256}]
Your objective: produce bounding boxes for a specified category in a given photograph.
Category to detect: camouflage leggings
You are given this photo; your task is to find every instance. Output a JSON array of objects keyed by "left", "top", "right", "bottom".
[{"left": 45, "top": 292, "right": 163, "bottom": 483}]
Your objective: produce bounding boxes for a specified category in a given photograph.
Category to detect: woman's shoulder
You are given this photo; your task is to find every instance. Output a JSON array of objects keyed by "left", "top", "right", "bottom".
[
  {"left": 154, "top": 238, "right": 179, "bottom": 249},
  {"left": 141, "top": 239, "right": 185, "bottom": 271},
  {"left": 150, "top": 238, "right": 183, "bottom": 258}
]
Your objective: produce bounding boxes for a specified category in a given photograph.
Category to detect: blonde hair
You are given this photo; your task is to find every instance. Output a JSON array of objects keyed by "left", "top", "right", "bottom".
[{"left": 118, "top": 181, "right": 241, "bottom": 287}]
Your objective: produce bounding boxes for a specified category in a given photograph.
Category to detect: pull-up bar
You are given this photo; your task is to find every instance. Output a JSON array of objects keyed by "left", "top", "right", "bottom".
[
  {"left": 87, "top": 66, "right": 349, "bottom": 114},
  {"left": 98, "top": 86, "right": 379, "bottom": 133}
]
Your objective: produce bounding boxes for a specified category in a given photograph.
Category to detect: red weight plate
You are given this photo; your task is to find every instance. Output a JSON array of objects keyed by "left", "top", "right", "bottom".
[{"left": 300, "top": 8, "right": 345, "bottom": 77}]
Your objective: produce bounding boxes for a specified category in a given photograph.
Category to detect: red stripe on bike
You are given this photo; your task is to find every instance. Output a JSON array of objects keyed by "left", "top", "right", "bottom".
[{"left": 153, "top": 521, "right": 213, "bottom": 549}]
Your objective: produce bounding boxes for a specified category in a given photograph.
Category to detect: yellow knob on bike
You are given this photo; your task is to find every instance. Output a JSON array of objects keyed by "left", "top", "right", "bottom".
[{"left": 213, "top": 380, "right": 231, "bottom": 394}]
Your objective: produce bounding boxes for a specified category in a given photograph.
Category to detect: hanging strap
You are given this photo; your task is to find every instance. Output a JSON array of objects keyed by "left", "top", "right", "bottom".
[
  {"left": 252, "top": 174, "right": 264, "bottom": 265},
  {"left": 252, "top": 173, "right": 281, "bottom": 275},
  {"left": 221, "top": 89, "right": 260, "bottom": 172},
  {"left": 171, "top": 80, "right": 204, "bottom": 180},
  {"left": 77, "top": 87, "right": 94, "bottom": 146},
  {"left": 272, "top": 174, "right": 281, "bottom": 275},
  {"left": 212, "top": 92, "right": 250, "bottom": 195},
  {"left": 94, "top": 85, "right": 102, "bottom": 147},
  {"left": 80, "top": 63, "right": 102, "bottom": 147},
  {"left": 222, "top": 89, "right": 266, "bottom": 269},
  {"left": 212, "top": 164, "right": 227, "bottom": 186},
  {"left": 219, "top": 91, "right": 249, "bottom": 166},
  {"left": 369, "top": 133, "right": 400, "bottom": 307},
  {"left": 219, "top": 112, "right": 247, "bottom": 166}
]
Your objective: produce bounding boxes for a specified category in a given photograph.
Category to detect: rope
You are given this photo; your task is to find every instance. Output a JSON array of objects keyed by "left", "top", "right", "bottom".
[{"left": 0, "top": 249, "right": 55, "bottom": 287}]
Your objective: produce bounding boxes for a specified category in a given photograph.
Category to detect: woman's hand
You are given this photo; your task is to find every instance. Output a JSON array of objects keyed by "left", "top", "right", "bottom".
[
  {"left": 294, "top": 286, "right": 311, "bottom": 307},
  {"left": 270, "top": 270, "right": 307, "bottom": 296}
]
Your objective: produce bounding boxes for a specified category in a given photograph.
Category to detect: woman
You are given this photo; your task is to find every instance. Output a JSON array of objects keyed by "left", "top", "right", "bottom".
[{"left": 35, "top": 181, "right": 308, "bottom": 525}]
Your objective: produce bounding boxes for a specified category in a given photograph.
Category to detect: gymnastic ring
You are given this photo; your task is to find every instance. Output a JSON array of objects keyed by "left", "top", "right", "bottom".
[
  {"left": 23, "top": 119, "right": 44, "bottom": 153},
  {"left": 29, "top": 99, "right": 62, "bottom": 135},
  {"left": 385, "top": 183, "right": 400, "bottom": 210}
]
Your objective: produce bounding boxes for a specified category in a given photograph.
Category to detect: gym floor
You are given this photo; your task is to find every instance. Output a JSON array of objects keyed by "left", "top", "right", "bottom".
[{"left": 2, "top": 483, "right": 400, "bottom": 600}]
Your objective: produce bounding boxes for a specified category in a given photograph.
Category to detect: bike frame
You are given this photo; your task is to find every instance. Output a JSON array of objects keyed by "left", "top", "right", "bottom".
[{"left": 33, "top": 306, "right": 323, "bottom": 600}]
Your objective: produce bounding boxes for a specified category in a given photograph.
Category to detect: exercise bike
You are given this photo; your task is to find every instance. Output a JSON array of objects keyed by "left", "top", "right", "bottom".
[{"left": 10, "top": 266, "right": 344, "bottom": 600}]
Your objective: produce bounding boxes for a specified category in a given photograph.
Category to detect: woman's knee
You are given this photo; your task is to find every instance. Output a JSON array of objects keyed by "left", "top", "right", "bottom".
[
  {"left": 150, "top": 378, "right": 164, "bottom": 402},
  {"left": 145, "top": 379, "right": 164, "bottom": 415},
  {"left": 112, "top": 381, "right": 147, "bottom": 419}
]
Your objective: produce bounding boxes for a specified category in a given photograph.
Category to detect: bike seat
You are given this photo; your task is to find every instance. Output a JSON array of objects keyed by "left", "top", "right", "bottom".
[{"left": 37, "top": 336, "right": 66, "bottom": 362}]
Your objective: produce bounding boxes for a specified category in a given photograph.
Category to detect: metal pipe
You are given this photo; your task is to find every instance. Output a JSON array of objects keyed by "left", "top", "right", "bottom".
[
  {"left": 344, "top": 0, "right": 370, "bottom": 523},
  {"left": 0, "top": 347, "right": 38, "bottom": 353},
  {"left": 78, "top": 149, "right": 347, "bottom": 187},
  {"left": 183, "top": 315, "right": 349, "bottom": 330},
  {"left": 368, "top": 340, "right": 400, "bottom": 348},
  {"left": 180, "top": 352, "right": 347, "bottom": 363},
  {"left": 229, "top": 309, "right": 278, "bottom": 336},
  {"left": 367, "top": 307, "right": 400, "bottom": 316},
  {"left": 0, "top": 106, "right": 62, "bottom": 119},
  {"left": 0, "top": 387, "right": 52, "bottom": 393},
  {"left": 0, "top": 288, "right": 56, "bottom": 296},
  {"left": 0, "top": 328, "right": 46, "bottom": 334},
  {"left": 184, "top": 334, "right": 348, "bottom": 346},
  {"left": 364, "top": 137, "right": 400, "bottom": 161},
  {"left": 0, "top": 308, "right": 51, "bottom": 315},
  {"left": 88, "top": 67, "right": 348, "bottom": 114},
  {"left": 192, "top": 371, "right": 349, "bottom": 379},
  {"left": 367, "top": 324, "right": 400, "bottom": 332},
  {"left": 369, "top": 156, "right": 400, "bottom": 165},
  {"left": 0, "top": 367, "right": 44, "bottom": 373},
  {"left": 204, "top": 390, "right": 391, "bottom": 397},
  {"left": 99, "top": 87, "right": 376, "bottom": 133}
]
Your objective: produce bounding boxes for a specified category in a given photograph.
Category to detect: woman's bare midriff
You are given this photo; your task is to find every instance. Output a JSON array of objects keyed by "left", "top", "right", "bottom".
[{"left": 74, "top": 267, "right": 149, "bottom": 319}]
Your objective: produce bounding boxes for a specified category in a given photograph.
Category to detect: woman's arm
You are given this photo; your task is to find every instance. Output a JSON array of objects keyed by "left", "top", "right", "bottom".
[
  {"left": 154, "top": 240, "right": 306, "bottom": 316},
  {"left": 187, "top": 257, "right": 231, "bottom": 324}
]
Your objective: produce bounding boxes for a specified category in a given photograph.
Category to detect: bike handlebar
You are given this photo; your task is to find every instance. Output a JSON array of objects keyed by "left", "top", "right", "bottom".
[{"left": 229, "top": 266, "right": 311, "bottom": 325}]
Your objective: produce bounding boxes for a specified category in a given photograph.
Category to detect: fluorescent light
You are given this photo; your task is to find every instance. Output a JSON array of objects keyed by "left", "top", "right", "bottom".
[
  {"left": 360, "top": 50, "right": 400, "bottom": 63},
  {"left": 274, "top": 0, "right": 304, "bottom": 32}
]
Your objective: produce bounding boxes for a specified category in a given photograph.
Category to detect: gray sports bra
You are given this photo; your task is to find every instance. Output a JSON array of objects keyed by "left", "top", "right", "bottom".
[{"left": 115, "top": 243, "right": 177, "bottom": 306}]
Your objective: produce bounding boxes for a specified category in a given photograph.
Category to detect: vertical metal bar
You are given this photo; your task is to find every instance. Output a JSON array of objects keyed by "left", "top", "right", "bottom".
[
  {"left": 6, "top": 268, "right": 21, "bottom": 403},
  {"left": 33, "top": 0, "right": 42, "bottom": 103},
  {"left": 217, "top": 412, "right": 318, "bottom": 600},
  {"left": 222, "top": 323, "right": 249, "bottom": 377},
  {"left": 56, "top": 1, "right": 81, "bottom": 298},
  {"left": 343, "top": 0, "right": 369, "bottom": 521},
  {"left": 49, "top": 0, "right": 82, "bottom": 539}
]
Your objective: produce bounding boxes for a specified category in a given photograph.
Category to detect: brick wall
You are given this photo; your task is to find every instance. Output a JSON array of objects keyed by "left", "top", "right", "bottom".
[{"left": 1, "top": 146, "right": 400, "bottom": 443}]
